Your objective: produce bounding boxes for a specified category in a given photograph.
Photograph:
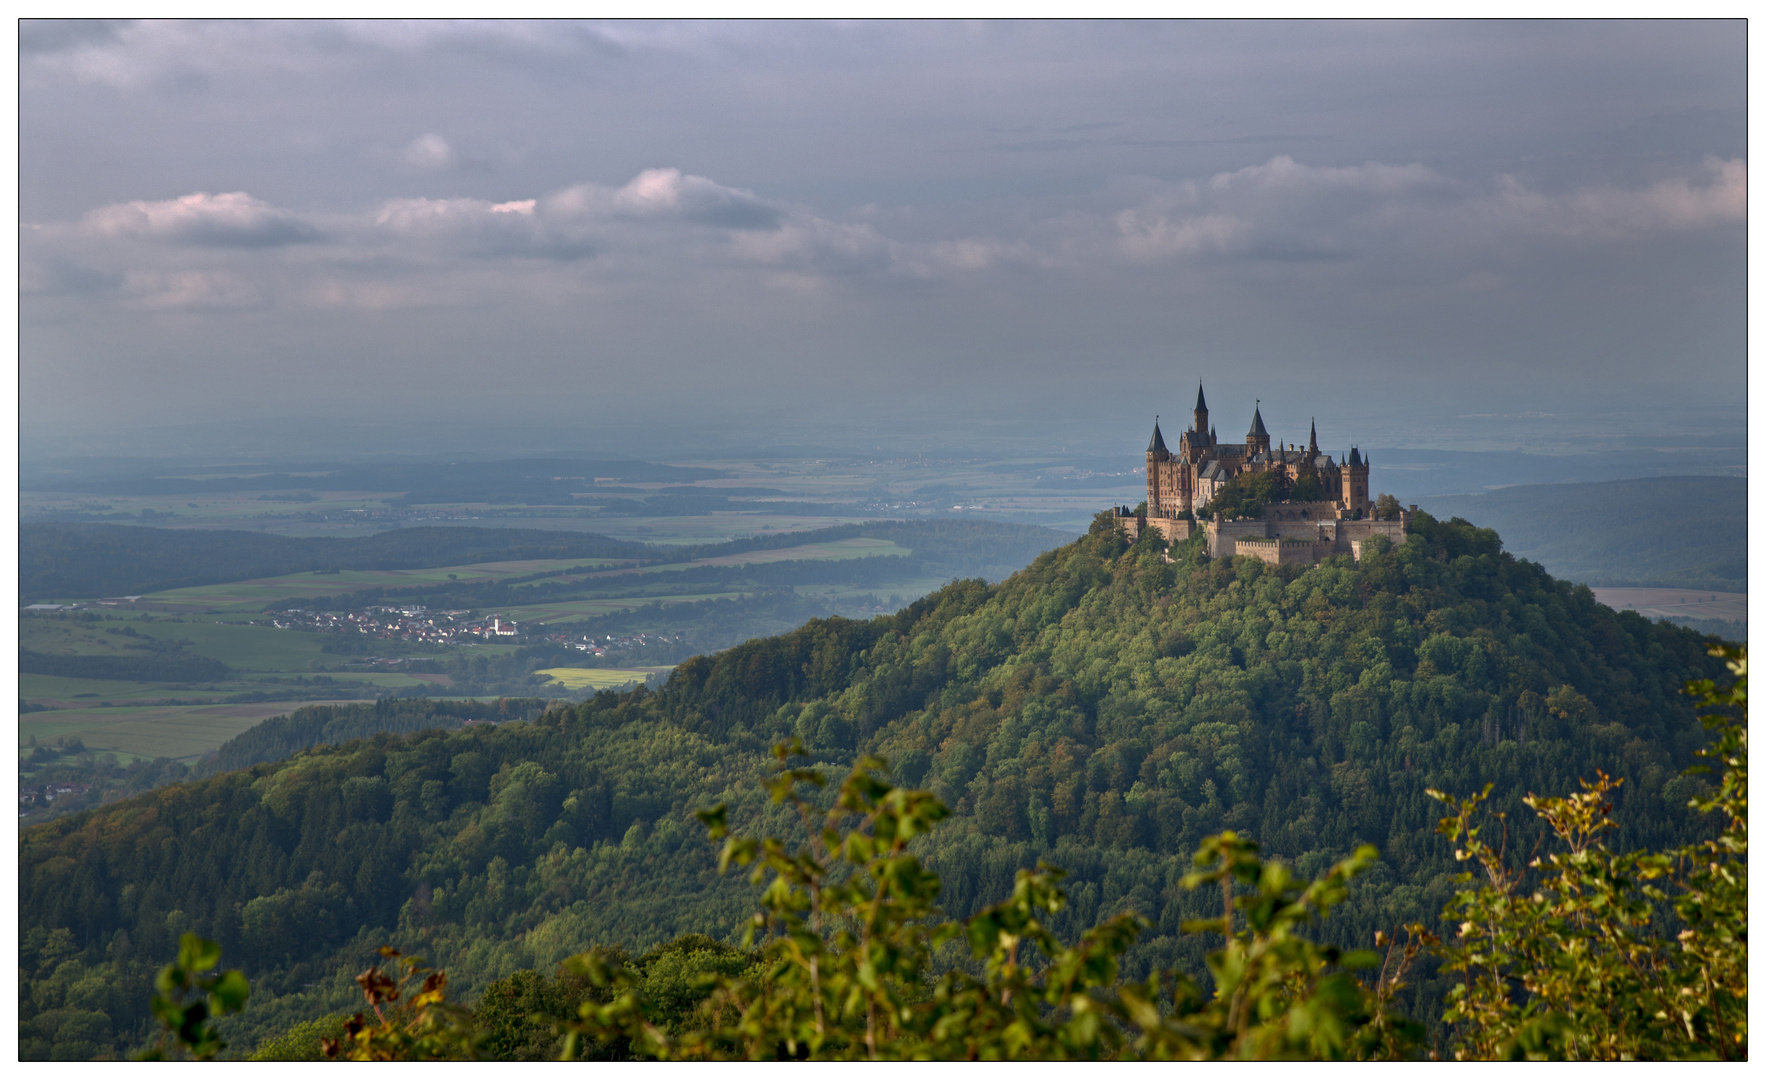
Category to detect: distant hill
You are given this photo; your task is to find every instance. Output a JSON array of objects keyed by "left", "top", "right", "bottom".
[
  {"left": 25, "top": 457, "right": 728, "bottom": 498},
  {"left": 19, "top": 524, "right": 654, "bottom": 601},
  {"left": 19, "top": 518, "right": 1074, "bottom": 607},
  {"left": 1419, "top": 476, "right": 1745, "bottom": 594}
]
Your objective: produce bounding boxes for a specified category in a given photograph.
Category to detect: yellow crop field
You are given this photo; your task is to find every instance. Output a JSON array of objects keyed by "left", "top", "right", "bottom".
[{"left": 536, "top": 666, "right": 673, "bottom": 690}]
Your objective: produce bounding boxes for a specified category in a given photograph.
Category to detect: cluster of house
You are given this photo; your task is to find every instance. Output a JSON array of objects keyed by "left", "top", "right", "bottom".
[
  {"left": 263, "top": 607, "right": 522, "bottom": 642},
  {"left": 19, "top": 782, "right": 91, "bottom": 815},
  {"left": 535, "top": 629, "right": 684, "bottom": 656}
]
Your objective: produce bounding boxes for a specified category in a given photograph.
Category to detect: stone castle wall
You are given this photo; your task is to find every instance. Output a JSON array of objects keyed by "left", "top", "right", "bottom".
[
  {"left": 1205, "top": 518, "right": 1270, "bottom": 558},
  {"left": 1234, "top": 537, "right": 1335, "bottom": 567},
  {"left": 1115, "top": 511, "right": 1194, "bottom": 545},
  {"left": 1205, "top": 510, "right": 1409, "bottom": 564}
]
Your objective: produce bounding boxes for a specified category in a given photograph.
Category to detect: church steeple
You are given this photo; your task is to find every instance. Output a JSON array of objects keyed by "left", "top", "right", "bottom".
[
  {"left": 1308, "top": 418, "right": 1318, "bottom": 454},
  {"left": 1192, "top": 383, "right": 1209, "bottom": 438}
]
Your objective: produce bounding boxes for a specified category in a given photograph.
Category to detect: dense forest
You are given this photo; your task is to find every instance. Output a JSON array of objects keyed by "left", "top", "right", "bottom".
[
  {"left": 18, "top": 512, "right": 1733, "bottom": 1059},
  {"left": 190, "top": 699, "right": 557, "bottom": 779}
]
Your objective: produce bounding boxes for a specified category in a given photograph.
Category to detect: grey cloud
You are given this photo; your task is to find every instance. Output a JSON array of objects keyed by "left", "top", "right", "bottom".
[
  {"left": 19, "top": 19, "right": 132, "bottom": 55},
  {"left": 123, "top": 269, "right": 264, "bottom": 311},
  {"left": 402, "top": 134, "right": 458, "bottom": 171},
  {"left": 25, "top": 153, "right": 1748, "bottom": 312},
  {"left": 82, "top": 192, "right": 322, "bottom": 248},
  {"left": 1466, "top": 157, "right": 1746, "bottom": 242},
  {"left": 596, "top": 168, "right": 782, "bottom": 231},
  {"left": 1105, "top": 155, "right": 1741, "bottom": 267},
  {"left": 370, "top": 196, "right": 598, "bottom": 261},
  {"left": 17, "top": 251, "right": 125, "bottom": 296}
]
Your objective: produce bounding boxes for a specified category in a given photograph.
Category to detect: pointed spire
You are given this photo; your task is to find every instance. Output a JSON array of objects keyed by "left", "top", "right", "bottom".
[
  {"left": 1348, "top": 446, "right": 1362, "bottom": 467},
  {"left": 1147, "top": 417, "right": 1168, "bottom": 454},
  {"left": 1308, "top": 418, "right": 1318, "bottom": 453},
  {"left": 1248, "top": 400, "right": 1269, "bottom": 440},
  {"left": 1195, "top": 382, "right": 1208, "bottom": 412}
]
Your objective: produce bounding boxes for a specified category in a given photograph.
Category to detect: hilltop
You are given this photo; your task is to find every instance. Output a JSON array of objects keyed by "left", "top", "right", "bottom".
[{"left": 18, "top": 512, "right": 1731, "bottom": 1059}]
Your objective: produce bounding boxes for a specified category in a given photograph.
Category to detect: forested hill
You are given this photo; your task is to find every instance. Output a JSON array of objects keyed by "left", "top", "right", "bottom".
[
  {"left": 1419, "top": 475, "right": 1746, "bottom": 593},
  {"left": 20, "top": 524, "right": 656, "bottom": 600},
  {"left": 190, "top": 698, "right": 558, "bottom": 780},
  {"left": 18, "top": 513, "right": 1732, "bottom": 1058}
]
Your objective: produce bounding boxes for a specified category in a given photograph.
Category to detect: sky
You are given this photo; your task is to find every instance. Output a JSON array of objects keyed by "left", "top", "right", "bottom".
[{"left": 17, "top": 19, "right": 1748, "bottom": 459}]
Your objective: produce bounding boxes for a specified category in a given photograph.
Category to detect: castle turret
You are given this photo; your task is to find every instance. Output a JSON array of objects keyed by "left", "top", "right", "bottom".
[
  {"left": 1308, "top": 418, "right": 1318, "bottom": 454},
  {"left": 1147, "top": 418, "right": 1169, "bottom": 518},
  {"left": 1247, "top": 401, "right": 1271, "bottom": 456},
  {"left": 1342, "top": 446, "right": 1369, "bottom": 516},
  {"left": 1193, "top": 383, "right": 1209, "bottom": 440}
]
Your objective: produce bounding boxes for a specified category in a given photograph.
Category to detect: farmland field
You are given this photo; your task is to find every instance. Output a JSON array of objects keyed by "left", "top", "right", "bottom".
[
  {"left": 22, "top": 616, "right": 336, "bottom": 669},
  {"left": 496, "top": 593, "right": 748, "bottom": 625},
  {"left": 120, "top": 540, "right": 901, "bottom": 614},
  {"left": 535, "top": 667, "right": 673, "bottom": 691},
  {"left": 19, "top": 700, "right": 367, "bottom": 761},
  {"left": 135, "top": 556, "right": 627, "bottom": 612},
  {"left": 20, "top": 673, "right": 240, "bottom": 706},
  {"left": 20, "top": 669, "right": 429, "bottom": 707},
  {"left": 1591, "top": 587, "right": 1747, "bottom": 623},
  {"left": 554, "top": 514, "right": 872, "bottom": 545},
  {"left": 665, "top": 536, "right": 908, "bottom": 567}
]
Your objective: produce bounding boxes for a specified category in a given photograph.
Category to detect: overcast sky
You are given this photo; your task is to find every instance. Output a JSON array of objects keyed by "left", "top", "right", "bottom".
[{"left": 18, "top": 19, "right": 1747, "bottom": 456}]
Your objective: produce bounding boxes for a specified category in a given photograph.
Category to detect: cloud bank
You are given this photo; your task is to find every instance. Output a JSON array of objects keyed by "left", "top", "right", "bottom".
[{"left": 23, "top": 155, "right": 1744, "bottom": 313}]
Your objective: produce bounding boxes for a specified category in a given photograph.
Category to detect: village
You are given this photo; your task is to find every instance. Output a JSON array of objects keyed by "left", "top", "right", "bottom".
[
  {"left": 19, "top": 781, "right": 93, "bottom": 816},
  {"left": 258, "top": 605, "right": 683, "bottom": 660},
  {"left": 261, "top": 606, "right": 522, "bottom": 644}
]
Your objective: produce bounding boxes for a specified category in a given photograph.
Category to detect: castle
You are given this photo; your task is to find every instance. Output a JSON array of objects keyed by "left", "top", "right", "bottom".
[{"left": 1114, "top": 384, "right": 1412, "bottom": 566}]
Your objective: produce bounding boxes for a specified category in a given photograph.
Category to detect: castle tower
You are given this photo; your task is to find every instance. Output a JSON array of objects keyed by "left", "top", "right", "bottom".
[
  {"left": 1342, "top": 447, "right": 1370, "bottom": 515},
  {"left": 1192, "top": 383, "right": 1209, "bottom": 443},
  {"left": 1146, "top": 418, "right": 1169, "bottom": 517},
  {"left": 1247, "top": 401, "right": 1271, "bottom": 456},
  {"left": 1308, "top": 419, "right": 1318, "bottom": 455}
]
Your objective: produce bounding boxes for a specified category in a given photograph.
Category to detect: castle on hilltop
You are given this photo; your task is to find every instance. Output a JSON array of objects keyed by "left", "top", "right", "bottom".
[{"left": 1114, "top": 384, "right": 1412, "bottom": 566}]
